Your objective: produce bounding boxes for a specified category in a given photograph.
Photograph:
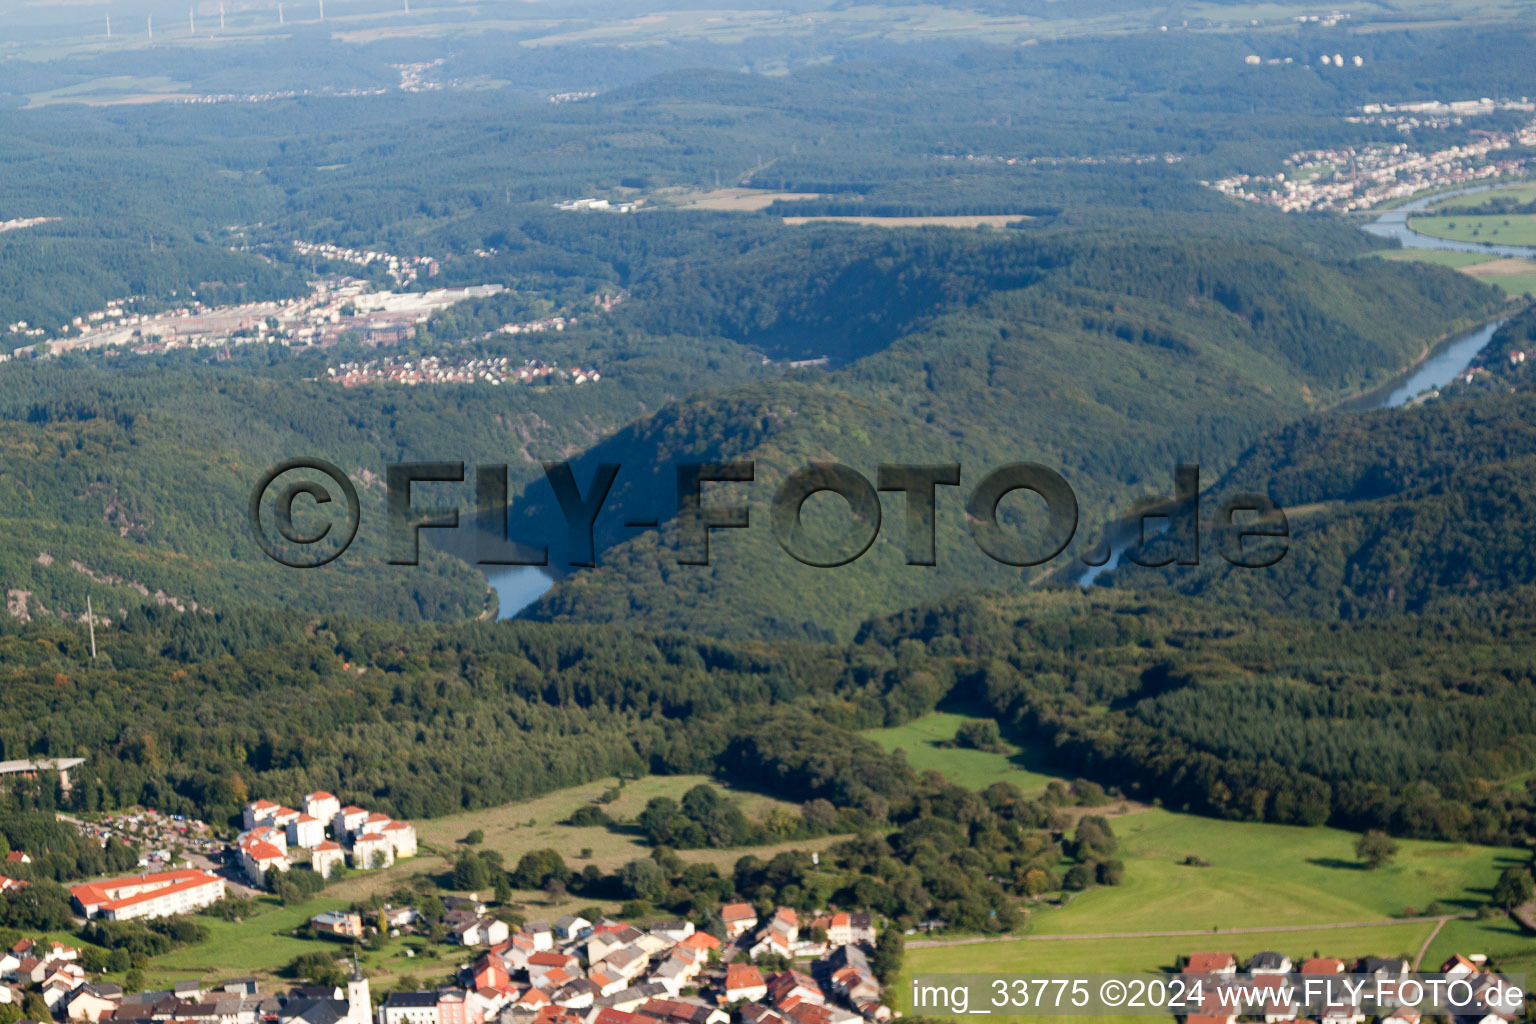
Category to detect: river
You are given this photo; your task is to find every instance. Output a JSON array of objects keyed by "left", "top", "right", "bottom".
[
  {"left": 1079, "top": 184, "right": 1529, "bottom": 586},
  {"left": 476, "top": 189, "right": 1526, "bottom": 602}
]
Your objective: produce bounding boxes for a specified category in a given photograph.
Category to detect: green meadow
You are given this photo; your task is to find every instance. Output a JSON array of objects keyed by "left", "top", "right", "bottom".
[
  {"left": 1407, "top": 214, "right": 1536, "bottom": 247},
  {"left": 863, "top": 711, "right": 1062, "bottom": 793},
  {"left": 1031, "top": 809, "right": 1521, "bottom": 936}
]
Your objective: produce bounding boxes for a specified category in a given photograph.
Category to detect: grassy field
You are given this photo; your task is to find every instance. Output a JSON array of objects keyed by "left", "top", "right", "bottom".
[
  {"left": 1407, "top": 214, "right": 1536, "bottom": 247},
  {"left": 1373, "top": 248, "right": 1536, "bottom": 295},
  {"left": 145, "top": 895, "right": 350, "bottom": 987},
  {"left": 1374, "top": 249, "right": 1500, "bottom": 269},
  {"left": 899, "top": 922, "right": 1439, "bottom": 1023},
  {"left": 1028, "top": 809, "right": 1522, "bottom": 936},
  {"left": 1429, "top": 182, "right": 1536, "bottom": 211},
  {"left": 863, "top": 712, "right": 1062, "bottom": 793},
  {"left": 1424, "top": 914, "right": 1536, "bottom": 975}
]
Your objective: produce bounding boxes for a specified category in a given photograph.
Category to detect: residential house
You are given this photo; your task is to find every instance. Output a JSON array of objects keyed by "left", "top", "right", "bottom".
[
  {"left": 721, "top": 904, "right": 758, "bottom": 939},
  {"left": 648, "top": 955, "right": 699, "bottom": 995},
  {"left": 450, "top": 918, "right": 509, "bottom": 948},
  {"left": 0, "top": 875, "right": 20, "bottom": 894},
  {"left": 594, "top": 984, "right": 668, "bottom": 1013},
  {"left": 601, "top": 946, "right": 651, "bottom": 983},
  {"left": 65, "top": 983, "right": 124, "bottom": 1022},
  {"left": 635, "top": 998, "right": 730, "bottom": 1024},
  {"left": 269, "top": 807, "right": 303, "bottom": 831},
  {"left": 589, "top": 972, "right": 627, "bottom": 998},
  {"left": 554, "top": 915, "right": 591, "bottom": 941},
  {"left": 1360, "top": 957, "right": 1410, "bottom": 983},
  {"left": 243, "top": 800, "right": 281, "bottom": 830},
  {"left": 351, "top": 832, "right": 394, "bottom": 870},
  {"left": 311, "top": 842, "right": 345, "bottom": 879},
  {"left": 304, "top": 792, "right": 341, "bottom": 825},
  {"left": 435, "top": 989, "right": 481, "bottom": 1024},
  {"left": 380, "top": 993, "right": 439, "bottom": 1024},
  {"left": 725, "top": 965, "right": 767, "bottom": 1004},
  {"left": 288, "top": 815, "right": 326, "bottom": 850},
  {"left": 764, "top": 971, "right": 823, "bottom": 1009},
  {"left": 332, "top": 806, "right": 369, "bottom": 837},
  {"left": 382, "top": 822, "right": 417, "bottom": 858},
  {"left": 240, "top": 839, "right": 288, "bottom": 884},
  {"left": 5, "top": 852, "right": 30, "bottom": 866},
  {"left": 1249, "top": 952, "right": 1292, "bottom": 976},
  {"left": 648, "top": 922, "right": 694, "bottom": 945},
  {"left": 310, "top": 911, "right": 363, "bottom": 940},
  {"left": 1301, "top": 958, "right": 1345, "bottom": 976},
  {"left": 524, "top": 921, "right": 554, "bottom": 952},
  {"left": 528, "top": 951, "right": 581, "bottom": 987},
  {"left": 1184, "top": 953, "right": 1238, "bottom": 977},
  {"left": 673, "top": 932, "right": 720, "bottom": 965}
]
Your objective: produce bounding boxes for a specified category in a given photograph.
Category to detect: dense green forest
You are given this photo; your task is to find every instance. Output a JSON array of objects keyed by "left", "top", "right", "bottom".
[
  {"left": 1096, "top": 307, "right": 1536, "bottom": 617},
  {"left": 3, "top": 5, "right": 1536, "bottom": 882},
  {"left": 6, "top": 585, "right": 1536, "bottom": 847},
  {"left": 507, "top": 230, "right": 1501, "bottom": 640}
]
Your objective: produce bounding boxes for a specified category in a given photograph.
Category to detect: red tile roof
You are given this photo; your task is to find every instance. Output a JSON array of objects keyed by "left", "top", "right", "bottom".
[{"left": 70, "top": 870, "right": 223, "bottom": 914}]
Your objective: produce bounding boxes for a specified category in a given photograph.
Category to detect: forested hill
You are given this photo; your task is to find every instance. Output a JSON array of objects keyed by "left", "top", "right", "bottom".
[
  {"left": 1093, "top": 307, "right": 1536, "bottom": 618},
  {"left": 508, "top": 229, "right": 1503, "bottom": 640},
  {"left": 10, "top": 587, "right": 1536, "bottom": 845}
]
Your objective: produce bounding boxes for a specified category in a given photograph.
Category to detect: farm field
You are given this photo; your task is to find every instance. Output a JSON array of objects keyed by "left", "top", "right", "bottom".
[
  {"left": 782, "top": 214, "right": 1034, "bottom": 228},
  {"left": 1373, "top": 248, "right": 1536, "bottom": 295},
  {"left": 1028, "top": 809, "right": 1522, "bottom": 936},
  {"left": 664, "top": 188, "right": 822, "bottom": 211},
  {"left": 862, "top": 711, "right": 1061, "bottom": 793},
  {"left": 1462, "top": 257, "right": 1536, "bottom": 296}
]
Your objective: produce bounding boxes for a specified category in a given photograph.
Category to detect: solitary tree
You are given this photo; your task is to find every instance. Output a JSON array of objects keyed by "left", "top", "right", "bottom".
[
  {"left": 1492, "top": 866, "right": 1534, "bottom": 910},
  {"left": 1355, "top": 830, "right": 1399, "bottom": 870}
]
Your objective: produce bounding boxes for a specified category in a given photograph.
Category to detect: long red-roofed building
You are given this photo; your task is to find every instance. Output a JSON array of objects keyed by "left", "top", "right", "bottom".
[{"left": 71, "top": 869, "right": 225, "bottom": 921}]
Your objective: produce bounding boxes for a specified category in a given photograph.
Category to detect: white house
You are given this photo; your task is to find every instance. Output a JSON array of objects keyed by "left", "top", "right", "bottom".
[
  {"left": 288, "top": 814, "right": 326, "bottom": 850},
  {"left": 304, "top": 791, "right": 341, "bottom": 824},
  {"left": 242, "top": 799, "right": 281, "bottom": 830},
  {"left": 351, "top": 832, "right": 394, "bottom": 870},
  {"left": 240, "top": 840, "right": 288, "bottom": 884},
  {"left": 333, "top": 806, "right": 369, "bottom": 837},
  {"left": 311, "top": 841, "right": 345, "bottom": 879},
  {"left": 382, "top": 820, "right": 417, "bottom": 858}
]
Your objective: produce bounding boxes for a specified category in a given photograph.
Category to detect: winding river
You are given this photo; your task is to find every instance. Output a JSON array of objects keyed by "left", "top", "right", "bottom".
[
  {"left": 472, "top": 187, "right": 1532, "bottom": 604},
  {"left": 1078, "top": 183, "right": 1532, "bottom": 586}
]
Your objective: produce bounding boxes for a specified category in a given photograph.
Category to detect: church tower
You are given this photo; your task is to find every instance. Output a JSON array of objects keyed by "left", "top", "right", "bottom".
[{"left": 346, "top": 954, "right": 371, "bottom": 1024}]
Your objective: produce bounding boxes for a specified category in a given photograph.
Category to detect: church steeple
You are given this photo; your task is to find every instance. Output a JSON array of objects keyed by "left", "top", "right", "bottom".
[{"left": 346, "top": 953, "right": 371, "bottom": 1024}]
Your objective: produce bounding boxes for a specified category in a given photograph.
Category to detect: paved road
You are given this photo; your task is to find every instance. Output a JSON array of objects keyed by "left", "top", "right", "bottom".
[{"left": 907, "top": 915, "right": 1468, "bottom": 947}]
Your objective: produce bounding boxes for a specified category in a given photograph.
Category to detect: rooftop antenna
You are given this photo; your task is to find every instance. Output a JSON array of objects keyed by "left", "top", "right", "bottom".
[{"left": 86, "top": 596, "right": 97, "bottom": 660}]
